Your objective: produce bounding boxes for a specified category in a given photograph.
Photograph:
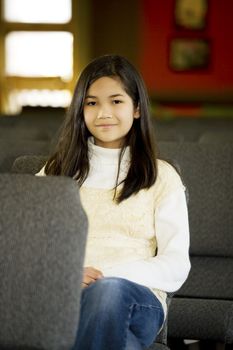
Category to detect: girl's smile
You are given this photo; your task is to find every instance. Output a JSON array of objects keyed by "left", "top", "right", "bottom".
[
  {"left": 96, "top": 124, "right": 117, "bottom": 129},
  {"left": 84, "top": 76, "right": 140, "bottom": 149}
]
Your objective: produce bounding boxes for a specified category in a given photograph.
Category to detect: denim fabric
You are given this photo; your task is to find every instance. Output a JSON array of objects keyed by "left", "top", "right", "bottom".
[{"left": 72, "top": 277, "right": 164, "bottom": 350}]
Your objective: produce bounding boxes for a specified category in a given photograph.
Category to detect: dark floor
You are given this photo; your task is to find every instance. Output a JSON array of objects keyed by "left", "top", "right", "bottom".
[{"left": 168, "top": 339, "right": 233, "bottom": 350}]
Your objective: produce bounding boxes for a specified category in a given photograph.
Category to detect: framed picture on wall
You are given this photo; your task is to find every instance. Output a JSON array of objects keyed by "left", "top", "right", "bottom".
[
  {"left": 175, "top": 0, "right": 208, "bottom": 30},
  {"left": 169, "top": 38, "right": 210, "bottom": 71}
]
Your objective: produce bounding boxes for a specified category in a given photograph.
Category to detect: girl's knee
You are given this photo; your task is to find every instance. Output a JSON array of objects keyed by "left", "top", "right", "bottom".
[
  {"left": 82, "top": 277, "right": 128, "bottom": 309},
  {"left": 96, "top": 277, "right": 127, "bottom": 291},
  {"left": 80, "top": 278, "right": 130, "bottom": 322},
  {"left": 87, "top": 277, "right": 126, "bottom": 296}
]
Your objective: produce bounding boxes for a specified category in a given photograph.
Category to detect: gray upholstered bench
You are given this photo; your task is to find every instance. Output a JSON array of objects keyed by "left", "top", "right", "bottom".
[{"left": 0, "top": 174, "right": 87, "bottom": 350}]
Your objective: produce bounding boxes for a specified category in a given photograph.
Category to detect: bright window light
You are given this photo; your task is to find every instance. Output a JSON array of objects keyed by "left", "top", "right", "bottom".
[
  {"left": 4, "top": 0, "right": 72, "bottom": 23},
  {"left": 5, "top": 31, "right": 73, "bottom": 79},
  {"left": 9, "top": 89, "right": 72, "bottom": 111}
]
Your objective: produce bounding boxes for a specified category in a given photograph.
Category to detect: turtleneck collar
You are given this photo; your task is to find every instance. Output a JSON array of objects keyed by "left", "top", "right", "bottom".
[
  {"left": 81, "top": 137, "right": 130, "bottom": 189},
  {"left": 88, "top": 137, "right": 130, "bottom": 165}
]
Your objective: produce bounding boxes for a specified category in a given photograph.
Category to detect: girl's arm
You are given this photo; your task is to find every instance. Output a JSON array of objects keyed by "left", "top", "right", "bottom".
[{"left": 103, "top": 188, "right": 191, "bottom": 293}]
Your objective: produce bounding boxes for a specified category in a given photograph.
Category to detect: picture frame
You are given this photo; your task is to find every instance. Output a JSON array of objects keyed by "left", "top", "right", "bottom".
[
  {"left": 169, "top": 38, "right": 210, "bottom": 71},
  {"left": 174, "top": 0, "right": 208, "bottom": 30}
]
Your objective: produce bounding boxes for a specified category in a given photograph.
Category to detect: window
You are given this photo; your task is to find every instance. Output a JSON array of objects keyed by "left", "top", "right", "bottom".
[
  {"left": 5, "top": 31, "right": 73, "bottom": 79},
  {"left": 3, "top": 0, "right": 72, "bottom": 23},
  {"left": 9, "top": 89, "right": 72, "bottom": 112}
]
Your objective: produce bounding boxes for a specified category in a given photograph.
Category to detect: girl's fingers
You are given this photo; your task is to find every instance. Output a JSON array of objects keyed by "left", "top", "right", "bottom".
[
  {"left": 84, "top": 266, "right": 104, "bottom": 279},
  {"left": 82, "top": 266, "right": 104, "bottom": 287},
  {"left": 82, "top": 275, "right": 97, "bottom": 285}
]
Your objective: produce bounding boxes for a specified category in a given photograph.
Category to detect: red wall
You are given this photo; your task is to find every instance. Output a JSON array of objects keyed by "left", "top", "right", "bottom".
[{"left": 140, "top": 0, "right": 233, "bottom": 97}]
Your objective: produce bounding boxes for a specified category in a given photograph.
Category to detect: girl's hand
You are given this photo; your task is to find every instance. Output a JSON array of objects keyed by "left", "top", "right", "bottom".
[{"left": 82, "top": 266, "right": 103, "bottom": 288}]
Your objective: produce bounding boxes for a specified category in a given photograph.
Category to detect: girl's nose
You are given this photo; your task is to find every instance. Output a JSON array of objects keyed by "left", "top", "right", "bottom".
[{"left": 97, "top": 110, "right": 113, "bottom": 119}]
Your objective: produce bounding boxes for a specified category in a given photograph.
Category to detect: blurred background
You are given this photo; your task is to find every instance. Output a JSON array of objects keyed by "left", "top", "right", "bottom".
[
  {"left": 0, "top": 0, "right": 233, "bottom": 117},
  {"left": 1, "top": 0, "right": 233, "bottom": 183}
]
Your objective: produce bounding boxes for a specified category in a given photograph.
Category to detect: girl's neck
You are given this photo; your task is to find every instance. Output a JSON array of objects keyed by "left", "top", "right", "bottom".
[
  {"left": 88, "top": 137, "right": 130, "bottom": 164},
  {"left": 81, "top": 137, "right": 130, "bottom": 190}
]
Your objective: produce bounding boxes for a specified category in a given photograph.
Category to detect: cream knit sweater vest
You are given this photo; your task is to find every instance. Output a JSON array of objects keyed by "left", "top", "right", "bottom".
[{"left": 80, "top": 158, "right": 185, "bottom": 313}]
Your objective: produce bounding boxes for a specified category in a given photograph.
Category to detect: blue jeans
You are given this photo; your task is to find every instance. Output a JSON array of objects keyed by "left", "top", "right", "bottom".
[{"left": 72, "top": 277, "right": 165, "bottom": 350}]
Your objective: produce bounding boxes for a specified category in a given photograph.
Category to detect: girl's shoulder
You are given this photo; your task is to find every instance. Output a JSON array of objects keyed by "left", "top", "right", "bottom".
[
  {"left": 154, "top": 159, "right": 185, "bottom": 198},
  {"left": 157, "top": 158, "right": 181, "bottom": 178}
]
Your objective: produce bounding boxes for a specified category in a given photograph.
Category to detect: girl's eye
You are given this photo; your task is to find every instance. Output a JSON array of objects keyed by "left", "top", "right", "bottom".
[
  {"left": 113, "top": 100, "right": 122, "bottom": 104},
  {"left": 86, "top": 101, "right": 96, "bottom": 106}
]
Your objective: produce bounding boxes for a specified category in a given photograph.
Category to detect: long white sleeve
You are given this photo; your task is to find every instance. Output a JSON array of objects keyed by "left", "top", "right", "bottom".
[{"left": 103, "top": 188, "right": 191, "bottom": 292}]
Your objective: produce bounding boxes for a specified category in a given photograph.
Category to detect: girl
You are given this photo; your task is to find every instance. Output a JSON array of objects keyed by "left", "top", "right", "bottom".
[{"left": 37, "top": 55, "right": 190, "bottom": 350}]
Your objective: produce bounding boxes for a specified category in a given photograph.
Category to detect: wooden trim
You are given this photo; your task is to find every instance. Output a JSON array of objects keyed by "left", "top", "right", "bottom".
[
  {"left": 0, "top": 22, "right": 72, "bottom": 33},
  {"left": 0, "top": 0, "right": 7, "bottom": 113},
  {"left": 5, "top": 76, "right": 71, "bottom": 90},
  {"left": 71, "top": 0, "right": 91, "bottom": 90}
]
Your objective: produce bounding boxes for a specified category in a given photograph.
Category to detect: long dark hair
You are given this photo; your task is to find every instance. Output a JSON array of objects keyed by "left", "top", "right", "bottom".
[{"left": 45, "top": 54, "right": 158, "bottom": 202}]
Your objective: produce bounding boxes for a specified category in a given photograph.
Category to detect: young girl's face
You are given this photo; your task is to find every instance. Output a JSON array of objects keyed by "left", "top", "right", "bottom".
[{"left": 83, "top": 76, "right": 140, "bottom": 148}]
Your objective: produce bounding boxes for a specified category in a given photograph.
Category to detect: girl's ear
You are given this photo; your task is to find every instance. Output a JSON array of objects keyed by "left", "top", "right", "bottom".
[{"left": 134, "top": 105, "right": 140, "bottom": 119}]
